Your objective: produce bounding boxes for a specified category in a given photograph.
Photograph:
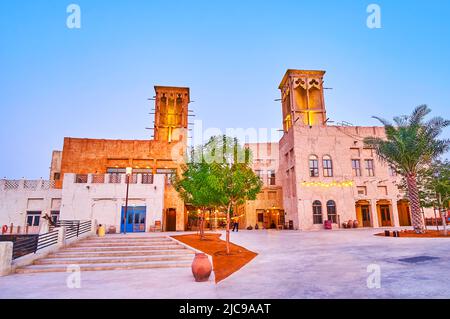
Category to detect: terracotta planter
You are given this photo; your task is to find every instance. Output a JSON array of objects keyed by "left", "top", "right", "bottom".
[
  {"left": 191, "top": 253, "right": 212, "bottom": 282},
  {"left": 353, "top": 220, "right": 359, "bottom": 228},
  {"left": 347, "top": 220, "right": 354, "bottom": 228}
]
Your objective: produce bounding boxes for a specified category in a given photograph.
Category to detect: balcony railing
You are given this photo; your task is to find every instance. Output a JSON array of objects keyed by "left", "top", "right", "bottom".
[
  {"left": 128, "top": 174, "right": 138, "bottom": 184},
  {"left": 141, "top": 174, "right": 154, "bottom": 184},
  {"left": 91, "top": 174, "right": 105, "bottom": 184},
  {"left": 1, "top": 174, "right": 158, "bottom": 191},
  {"left": 109, "top": 174, "right": 122, "bottom": 184},
  {"left": 70, "top": 173, "right": 155, "bottom": 185},
  {"left": 1, "top": 179, "right": 56, "bottom": 191},
  {"left": 75, "top": 174, "right": 88, "bottom": 184}
]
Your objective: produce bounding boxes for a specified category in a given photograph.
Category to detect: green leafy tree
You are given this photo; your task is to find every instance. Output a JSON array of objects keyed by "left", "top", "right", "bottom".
[
  {"left": 430, "top": 160, "right": 450, "bottom": 210},
  {"left": 364, "top": 105, "right": 449, "bottom": 233},
  {"left": 202, "top": 135, "right": 263, "bottom": 254},
  {"left": 431, "top": 160, "right": 450, "bottom": 235},
  {"left": 173, "top": 149, "right": 223, "bottom": 239},
  {"left": 399, "top": 160, "right": 450, "bottom": 209}
]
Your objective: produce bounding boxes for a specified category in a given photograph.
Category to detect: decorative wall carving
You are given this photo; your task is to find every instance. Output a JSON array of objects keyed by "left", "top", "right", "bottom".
[{"left": 292, "top": 77, "right": 323, "bottom": 90}]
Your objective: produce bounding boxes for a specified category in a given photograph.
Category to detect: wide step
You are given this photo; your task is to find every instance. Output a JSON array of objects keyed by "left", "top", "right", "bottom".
[
  {"left": 86, "top": 237, "right": 167, "bottom": 242},
  {"left": 49, "top": 249, "right": 194, "bottom": 258},
  {"left": 81, "top": 239, "right": 173, "bottom": 244},
  {"left": 15, "top": 234, "right": 197, "bottom": 274},
  {"left": 16, "top": 260, "right": 192, "bottom": 273},
  {"left": 76, "top": 240, "right": 174, "bottom": 246},
  {"left": 62, "top": 245, "right": 184, "bottom": 252},
  {"left": 35, "top": 254, "right": 194, "bottom": 265},
  {"left": 86, "top": 236, "right": 167, "bottom": 241}
]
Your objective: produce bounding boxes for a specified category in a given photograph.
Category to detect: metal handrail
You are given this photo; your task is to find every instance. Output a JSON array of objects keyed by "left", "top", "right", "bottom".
[
  {"left": 11, "top": 230, "right": 59, "bottom": 259},
  {"left": 10, "top": 219, "right": 92, "bottom": 259}
]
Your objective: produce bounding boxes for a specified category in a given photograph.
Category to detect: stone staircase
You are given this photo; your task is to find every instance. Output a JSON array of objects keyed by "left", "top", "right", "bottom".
[{"left": 15, "top": 235, "right": 195, "bottom": 274}]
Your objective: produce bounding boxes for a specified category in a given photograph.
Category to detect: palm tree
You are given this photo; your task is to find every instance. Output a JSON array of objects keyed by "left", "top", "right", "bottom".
[{"left": 364, "top": 105, "right": 449, "bottom": 233}]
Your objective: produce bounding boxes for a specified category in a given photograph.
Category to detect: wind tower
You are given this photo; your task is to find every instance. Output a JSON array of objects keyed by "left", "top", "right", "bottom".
[
  {"left": 278, "top": 69, "right": 327, "bottom": 132},
  {"left": 153, "top": 86, "right": 190, "bottom": 143}
]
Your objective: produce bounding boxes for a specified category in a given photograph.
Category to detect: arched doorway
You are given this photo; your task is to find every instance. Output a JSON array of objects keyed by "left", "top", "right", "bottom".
[
  {"left": 326, "top": 200, "right": 337, "bottom": 224},
  {"left": 397, "top": 200, "right": 412, "bottom": 226},
  {"left": 355, "top": 200, "right": 372, "bottom": 227}
]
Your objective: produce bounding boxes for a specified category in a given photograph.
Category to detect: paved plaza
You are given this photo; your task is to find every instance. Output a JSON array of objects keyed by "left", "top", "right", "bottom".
[{"left": 1, "top": 229, "right": 449, "bottom": 299}]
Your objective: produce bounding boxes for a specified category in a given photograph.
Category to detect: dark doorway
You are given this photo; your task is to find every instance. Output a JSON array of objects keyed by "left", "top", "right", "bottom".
[
  {"left": 166, "top": 208, "right": 177, "bottom": 231},
  {"left": 380, "top": 205, "right": 392, "bottom": 227},
  {"left": 361, "top": 205, "right": 371, "bottom": 227}
]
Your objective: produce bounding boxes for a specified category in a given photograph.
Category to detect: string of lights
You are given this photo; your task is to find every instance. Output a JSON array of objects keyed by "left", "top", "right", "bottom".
[{"left": 300, "top": 180, "right": 354, "bottom": 188}]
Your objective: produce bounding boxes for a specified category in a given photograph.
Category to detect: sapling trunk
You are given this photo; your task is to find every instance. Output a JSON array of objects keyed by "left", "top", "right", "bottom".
[
  {"left": 200, "top": 209, "right": 205, "bottom": 240},
  {"left": 442, "top": 210, "right": 448, "bottom": 237},
  {"left": 226, "top": 202, "right": 232, "bottom": 254}
]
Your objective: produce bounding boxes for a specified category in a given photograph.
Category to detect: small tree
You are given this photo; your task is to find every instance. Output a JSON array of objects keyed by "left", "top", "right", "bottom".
[
  {"left": 203, "top": 136, "right": 263, "bottom": 254},
  {"left": 430, "top": 160, "right": 450, "bottom": 210},
  {"left": 364, "top": 105, "right": 449, "bottom": 233},
  {"left": 421, "top": 160, "right": 450, "bottom": 234},
  {"left": 398, "top": 162, "right": 445, "bottom": 230},
  {"left": 173, "top": 149, "right": 222, "bottom": 239},
  {"left": 399, "top": 160, "right": 450, "bottom": 208}
]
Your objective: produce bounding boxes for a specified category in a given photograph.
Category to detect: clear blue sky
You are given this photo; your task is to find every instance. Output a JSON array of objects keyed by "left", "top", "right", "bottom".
[{"left": 0, "top": 0, "right": 449, "bottom": 179}]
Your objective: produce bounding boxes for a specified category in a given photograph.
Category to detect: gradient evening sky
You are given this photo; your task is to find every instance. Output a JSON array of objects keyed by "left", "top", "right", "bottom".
[{"left": 0, "top": 0, "right": 449, "bottom": 179}]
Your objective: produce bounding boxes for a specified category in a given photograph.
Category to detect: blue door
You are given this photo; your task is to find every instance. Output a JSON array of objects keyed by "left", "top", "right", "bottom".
[{"left": 120, "top": 206, "right": 146, "bottom": 233}]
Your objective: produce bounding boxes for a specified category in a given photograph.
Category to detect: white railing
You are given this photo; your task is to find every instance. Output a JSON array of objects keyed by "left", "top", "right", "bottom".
[
  {"left": 1, "top": 179, "right": 56, "bottom": 191},
  {"left": 1, "top": 174, "right": 157, "bottom": 191},
  {"left": 71, "top": 173, "right": 154, "bottom": 185}
]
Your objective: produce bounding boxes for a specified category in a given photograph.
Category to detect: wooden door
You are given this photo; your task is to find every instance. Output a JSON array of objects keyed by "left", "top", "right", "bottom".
[
  {"left": 166, "top": 209, "right": 177, "bottom": 231},
  {"left": 380, "top": 205, "right": 392, "bottom": 226},
  {"left": 361, "top": 206, "right": 371, "bottom": 227}
]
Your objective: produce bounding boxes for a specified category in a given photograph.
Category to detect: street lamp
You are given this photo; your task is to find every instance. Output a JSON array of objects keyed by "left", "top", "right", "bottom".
[{"left": 122, "top": 167, "right": 133, "bottom": 234}]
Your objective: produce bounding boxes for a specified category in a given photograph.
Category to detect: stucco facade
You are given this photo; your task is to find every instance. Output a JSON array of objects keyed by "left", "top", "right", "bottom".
[
  {"left": 60, "top": 173, "right": 164, "bottom": 232},
  {"left": 242, "top": 143, "right": 284, "bottom": 229},
  {"left": 279, "top": 125, "right": 411, "bottom": 230},
  {"left": 0, "top": 69, "right": 437, "bottom": 233},
  {"left": 277, "top": 69, "right": 430, "bottom": 230},
  {"left": 52, "top": 86, "right": 190, "bottom": 231},
  {"left": 0, "top": 179, "right": 61, "bottom": 233}
]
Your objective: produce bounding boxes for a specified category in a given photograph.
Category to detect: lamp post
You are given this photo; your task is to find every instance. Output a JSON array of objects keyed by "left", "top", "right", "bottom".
[{"left": 122, "top": 167, "right": 133, "bottom": 234}]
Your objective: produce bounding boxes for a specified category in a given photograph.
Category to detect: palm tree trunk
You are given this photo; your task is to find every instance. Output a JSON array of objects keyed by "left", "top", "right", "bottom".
[
  {"left": 226, "top": 202, "right": 232, "bottom": 254},
  {"left": 406, "top": 173, "right": 425, "bottom": 233}
]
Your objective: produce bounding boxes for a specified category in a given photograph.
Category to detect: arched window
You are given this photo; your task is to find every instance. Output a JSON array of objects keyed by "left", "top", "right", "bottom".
[
  {"left": 309, "top": 155, "right": 319, "bottom": 177},
  {"left": 323, "top": 155, "right": 333, "bottom": 177},
  {"left": 327, "top": 200, "right": 337, "bottom": 223},
  {"left": 312, "top": 200, "right": 323, "bottom": 224}
]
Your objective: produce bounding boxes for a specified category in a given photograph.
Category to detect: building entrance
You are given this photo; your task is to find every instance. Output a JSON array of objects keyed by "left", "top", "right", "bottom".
[{"left": 120, "top": 206, "right": 146, "bottom": 233}]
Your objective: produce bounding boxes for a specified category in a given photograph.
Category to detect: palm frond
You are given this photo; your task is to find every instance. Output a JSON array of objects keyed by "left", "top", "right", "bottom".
[
  {"left": 393, "top": 115, "right": 408, "bottom": 127},
  {"left": 372, "top": 116, "right": 392, "bottom": 127},
  {"left": 409, "top": 104, "right": 431, "bottom": 126}
]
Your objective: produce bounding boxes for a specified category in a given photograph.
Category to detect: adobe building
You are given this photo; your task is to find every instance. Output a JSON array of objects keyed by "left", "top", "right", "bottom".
[
  {"left": 50, "top": 86, "right": 190, "bottom": 232},
  {"left": 241, "top": 143, "right": 284, "bottom": 229},
  {"left": 277, "top": 69, "right": 415, "bottom": 230},
  {"left": 0, "top": 69, "right": 432, "bottom": 233}
]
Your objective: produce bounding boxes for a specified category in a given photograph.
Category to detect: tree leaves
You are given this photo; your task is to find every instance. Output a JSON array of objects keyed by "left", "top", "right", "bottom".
[
  {"left": 174, "top": 135, "right": 263, "bottom": 213},
  {"left": 364, "top": 105, "right": 449, "bottom": 175},
  {"left": 364, "top": 105, "right": 449, "bottom": 233}
]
